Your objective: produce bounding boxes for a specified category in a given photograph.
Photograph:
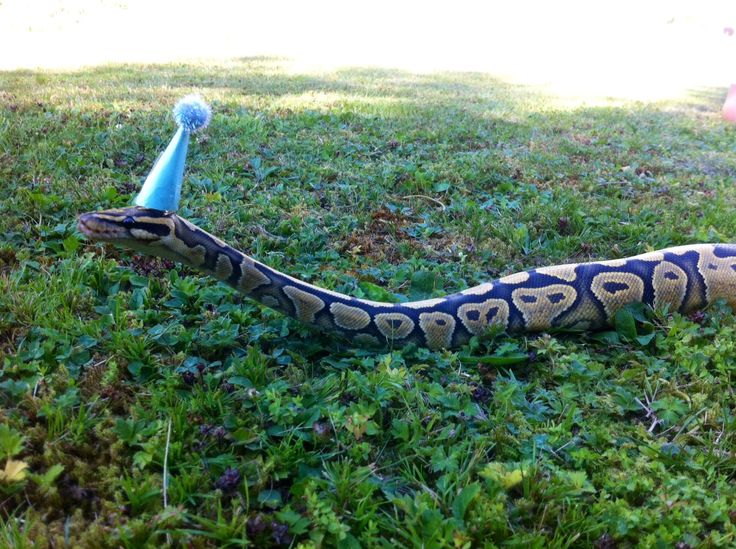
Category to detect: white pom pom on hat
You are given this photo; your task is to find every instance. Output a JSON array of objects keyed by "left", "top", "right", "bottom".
[{"left": 173, "top": 94, "right": 212, "bottom": 132}]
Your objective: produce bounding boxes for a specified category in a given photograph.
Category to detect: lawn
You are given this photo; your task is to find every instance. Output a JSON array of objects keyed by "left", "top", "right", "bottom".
[{"left": 2, "top": 57, "right": 736, "bottom": 547}]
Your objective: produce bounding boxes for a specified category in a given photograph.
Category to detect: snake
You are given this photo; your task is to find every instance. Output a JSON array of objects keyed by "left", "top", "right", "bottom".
[{"left": 77, "top": 206, "right": 736, "bottom": 350}]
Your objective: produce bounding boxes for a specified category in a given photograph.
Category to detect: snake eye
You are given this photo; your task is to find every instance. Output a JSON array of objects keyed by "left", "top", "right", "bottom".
[{"left": 122, "top": 216, "right": 135, "bottom": 226}]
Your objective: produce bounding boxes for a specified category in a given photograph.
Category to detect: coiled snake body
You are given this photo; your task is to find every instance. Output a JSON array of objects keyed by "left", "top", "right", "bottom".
[{"left": 79, "top": 207, "right": 736, "bottom": 350}]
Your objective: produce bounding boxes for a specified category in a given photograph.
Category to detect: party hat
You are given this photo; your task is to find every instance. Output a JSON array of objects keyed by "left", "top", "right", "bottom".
[{"left": 134, "top": 95, "right": 212, "bottom": 212}]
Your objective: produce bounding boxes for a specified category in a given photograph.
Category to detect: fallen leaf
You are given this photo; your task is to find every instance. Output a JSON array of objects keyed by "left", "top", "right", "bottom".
[{"left": 0, "top": 459, "right": 29, "bottom": 482}]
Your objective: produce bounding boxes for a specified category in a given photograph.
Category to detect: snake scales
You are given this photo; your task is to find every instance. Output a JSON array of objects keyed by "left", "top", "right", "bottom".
[{"left": 78, "top": 207, "right": 736, "bottom": 350}]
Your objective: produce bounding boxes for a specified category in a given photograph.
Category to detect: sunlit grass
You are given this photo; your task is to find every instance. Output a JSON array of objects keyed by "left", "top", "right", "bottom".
[{"left": 3, "top": 1, "right": 736, "bottom": 103}]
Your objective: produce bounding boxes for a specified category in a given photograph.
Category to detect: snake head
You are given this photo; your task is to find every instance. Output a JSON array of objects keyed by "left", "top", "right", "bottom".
[
  {"left": 78, "top": 206, "right": 222, "bottom": 269},
  {"left": 78, "top": 206, "right": 178, "bottom": 255}
]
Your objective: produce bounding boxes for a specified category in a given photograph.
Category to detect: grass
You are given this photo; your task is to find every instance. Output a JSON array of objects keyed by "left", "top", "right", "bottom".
[{"left": 2, "top": 57, "right": 736, "bottom": 547}]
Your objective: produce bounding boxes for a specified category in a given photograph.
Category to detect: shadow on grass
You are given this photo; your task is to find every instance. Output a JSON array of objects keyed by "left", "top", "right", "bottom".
[
  {"left": 1, "top": 56, "right": 734, "bottom": 255},
  {"left": 0, "top": 56, "right": 538, "bottom": 109}
]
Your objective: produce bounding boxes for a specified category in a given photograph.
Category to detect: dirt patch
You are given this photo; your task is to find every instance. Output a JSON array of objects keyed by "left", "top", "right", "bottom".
[
  {"left": 421, "top": 232, "right": 476, "bottom": 263},
  {"left": 126, "top": 255, "right": 175, "bottom": 277},
  {"left": 339, "top": 208, "right": 419, "bottom": 263},
  {"left": 340, "top": 208, "right": 476, "bottom": 264},
  {"left": 0, "top": 247, "right": 18, "bottom": 275}
]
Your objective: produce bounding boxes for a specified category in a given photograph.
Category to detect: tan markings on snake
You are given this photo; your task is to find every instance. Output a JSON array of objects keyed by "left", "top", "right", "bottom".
[
  {"left": 598, "top": 258, "right": 627, "bottom": 268},
  {"left": 535, "top": 264, "right": 577, "bottom": 282},
  {"left": 374, "top": 312, "right": 415, "bottom": 340},
  {"left": 499, "top": 271, "right": 530, "bottom": 284},
  {"left": 668, "top": 245, "right": 701, "bottom": 256},
  {"left": 180, "top": 217, "right": 228, "bottom": 247},
  {"left": 130, "top": 228, "right": 155, "bottom": 240},
  {"left": 599, "top": 252, "right": 662, "bottom": 269},
  {"left": 261, "top": 295, "right": 281, "bottom": 309},
  {"left": 167, "top": 237, "right": 206, "bottom": 267},
  {"left": 283, "top": 285, "right": 326, "bottom": 323},
  {"left": 330, "top": 302, "right": 371, "bottom": 330},
  {"left": 635, "top": 251, "right": 665, "bottom": 262},
  {"left": 354, "top": 333, "right": 381, "bottom": 347},
  {"left": 697, "top": 245, "right": 736, "bottom": 308},
  {"left": 665, "top": 244, "right": 711, "bottom": 311},
  {"left": 590, "top": 271, "right": 644, "bottom": 319},
  {"left": 403, "top": 298, "right": 447, "bottom": 309},
  {"left": 652, "top": 261, "right": 687, "bottom": 311},
  {"left": 418, "top": 312, "right": 456, "bottom": 349},
  {"left": 460, "top": 282, "right": 494, "bottom": 296},
  {"left": 214, "top": 254, "right": 233, "bottom": 280},
  {"left": 555, "top": 294, "right": 605, "bottom": 330},
  {"left": 457, "top": 298, "right": 510, "bottom": 334},
  {"left": 138, "top": 215, "right": 174, "bottom": 227},
  {"left": 512, "top": 284, "right": 578, "bottom": 330},
  {"left": 361, "top": 300, "right": 396, "bottom": 308},
  {"left": 237, "top": 258, "right": 271, "bottom": 293}
]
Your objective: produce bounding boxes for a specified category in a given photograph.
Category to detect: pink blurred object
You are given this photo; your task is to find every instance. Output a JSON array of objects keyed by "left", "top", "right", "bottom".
[
  {"left": 724, "top": 26, "right": 734, "bottom": 36},
  {"left": 723, "top": 85, "right": 736, "bottom": 122}
]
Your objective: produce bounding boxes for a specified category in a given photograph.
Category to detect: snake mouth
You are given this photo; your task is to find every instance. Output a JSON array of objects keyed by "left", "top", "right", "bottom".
[{"left": 78, "top": 212, "right": 128, "bottom": 241}]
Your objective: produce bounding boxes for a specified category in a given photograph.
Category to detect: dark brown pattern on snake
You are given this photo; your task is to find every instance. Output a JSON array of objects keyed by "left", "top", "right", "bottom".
[{"left": 78, "top": 208, "right": 736, "bottom": 350}]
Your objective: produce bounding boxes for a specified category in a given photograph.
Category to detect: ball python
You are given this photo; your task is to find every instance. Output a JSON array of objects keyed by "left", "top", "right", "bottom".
[{"left": 78, "top": 207, "right": 736, "bottom": 350}]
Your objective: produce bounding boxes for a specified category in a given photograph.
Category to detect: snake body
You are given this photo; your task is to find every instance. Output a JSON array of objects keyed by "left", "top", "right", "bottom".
[{"left": 78, "top": 207, "right": 736, "bottom": 349}]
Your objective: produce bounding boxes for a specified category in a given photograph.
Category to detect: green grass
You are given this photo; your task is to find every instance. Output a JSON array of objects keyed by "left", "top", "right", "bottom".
[{"left": 2, "top": 57, "right": 736, "bottom": 547}]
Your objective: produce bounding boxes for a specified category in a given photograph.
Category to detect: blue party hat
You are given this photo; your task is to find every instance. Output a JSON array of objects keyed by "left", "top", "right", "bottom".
[{"left": 134, "top": 95, "right": 211, "bottom": 212}]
